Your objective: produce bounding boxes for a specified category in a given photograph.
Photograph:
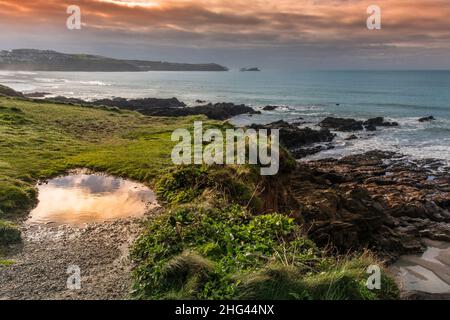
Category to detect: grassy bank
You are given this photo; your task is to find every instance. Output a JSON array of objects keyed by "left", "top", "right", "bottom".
[
  {"left": 0, "top": 94, "right": 398, "bottom": 299},
  {"left": 132, "top": 165, "right": 398, "bottom": 300},
  {"left": 0, "top": 96, "right": 212, "bottom": 218},
  {"left": 0, "top": 95, "right": 213, "bottom": 247}
]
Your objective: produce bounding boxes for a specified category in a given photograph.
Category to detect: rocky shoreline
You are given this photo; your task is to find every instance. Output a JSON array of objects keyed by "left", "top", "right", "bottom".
[
  {"left": 43, "top": 96, "right": 260, "bottom": 120},
  {"left": 1, "top": 85, "right": 448, "bottom": 298},
  {"left": 288, "top": 151, "right": 450, "bottom": 261}
]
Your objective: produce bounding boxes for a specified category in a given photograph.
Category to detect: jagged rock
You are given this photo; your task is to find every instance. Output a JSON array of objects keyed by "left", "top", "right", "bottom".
[
  {"left": 319, "top": 116, "right": 399, "bottom": 132},
  {"left": 345, "top": 134, "right": 358, "bottom": 140},
  {"left": 364, "top": 117, "right": 399, "bottom": 127},
  {"left": 319, "top": 117, "right": 364, "bottom": 131},
  {"left": 182, "top": 103, "right": 260, "bottom": 120},
  {"left": 289, "top": 151, "right": 450, "bottom": 260},
  {"left": 24, "top": 92, "right": 51, "bottom": 98},
  {"left": 46, "top": 96, "right": 258, "bottom": 120},
  {"left": 250, "top": 120, "right": 335, "bottom": 158},
  {"left": 262, "top": 105, "right": 279, "bottom": 111},
  {"left": 291, "top": 145, "right": 334, "bottom": 159},
  {"left": 418, "top": 116, "right": 435, "bottom": 122}
]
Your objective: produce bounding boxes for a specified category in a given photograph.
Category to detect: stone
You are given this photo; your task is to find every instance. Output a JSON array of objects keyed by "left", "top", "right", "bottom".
[{"left": 418, "top": 116, "right": 435, "bottom": 122}]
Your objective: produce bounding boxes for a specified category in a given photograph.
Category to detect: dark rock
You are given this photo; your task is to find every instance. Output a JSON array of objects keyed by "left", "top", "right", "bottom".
[
  {"left": 0, "top": 84, "right": 24, "bottom": 98},
  {"left": 195, "top": 99, "right": 206, "bottom": 104},
  {"left": 289, "top": 151, "right": 450, "bottom": 260},
  {"left": 240, "top": 67, "right": 261, "bottom": 72},
  {"left": 46, "top": 96, "right": 258, "bottom": 120},
  {"left": 364, "top": 117, "right": 399, "bottom": 128},
  {"left": 418, "top": 116, "right": 435, "bottom": 122},
  {"left": 319, "top": 117, "right": 364, "bottom": 131},
  {"left": 319, "top": 116, "right": 398, "bottom": 132},
  {"left": 345, "top": 135, "right": 358, "bottom": 141},
  {"left": 184, "top": 103, "right": 259, "bottom": 120},
  {"left": 251, "top": 120, "right": 335, "bottom": 157},
  {"left": 262, "top": 105, "right": 279, "bottom": 111},
  {"left": 24, "top": 92, "right": 52, "bottom": 98},
  {"left": 291, "top": 145, "right": 334, "bottom": 159},
  {"left": 94, "top": 97, "right": 186, "bottom": 110}
]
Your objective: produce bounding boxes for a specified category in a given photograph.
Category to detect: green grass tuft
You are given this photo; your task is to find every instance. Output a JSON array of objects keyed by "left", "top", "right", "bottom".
[{"left": 0, "top": 219, "right": 21, "bottom": 246}]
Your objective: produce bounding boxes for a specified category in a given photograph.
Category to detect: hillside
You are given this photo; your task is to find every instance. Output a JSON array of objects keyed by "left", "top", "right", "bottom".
[
  {"left": 0, "top": 49, "right": 228, "bottom": 72},
  {"left": 0, "top": 90, "right": 398, "bottom": 300}
]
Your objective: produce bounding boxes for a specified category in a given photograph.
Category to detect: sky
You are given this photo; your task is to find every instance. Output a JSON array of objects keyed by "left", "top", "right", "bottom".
[{"left": 1, "top": 0, "right": 450, "bottom": 70}]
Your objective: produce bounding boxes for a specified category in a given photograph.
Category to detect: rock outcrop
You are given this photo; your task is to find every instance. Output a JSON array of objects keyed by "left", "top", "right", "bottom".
[
  {"left": 0, "top": 85, "right": 24, "bottom": 98},
  {"left": 46, "top": 96, "right": 258, "bottom": 120},
  {"left": 319, "top": 117, "right": 364, "bottom": 131},
  {"left": 289, "top": 151, "right": 450, "bottom": 261},
  {"left": 363, "top": 117, "right": 399, "bottom": 131},
  {"left": 319, "top": 116, "right": 399, "bottom": 132},
  {"left": 250, "top": 120, "right": 335, "bottom": 159},
  {"left": 419, "top": 116, "right": 435, "bottom": 122}
]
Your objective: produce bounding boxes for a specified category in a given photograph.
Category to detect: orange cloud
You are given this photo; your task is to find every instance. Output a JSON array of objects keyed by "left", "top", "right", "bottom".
[{"left": 0, "top": 0, "right": 450, "bottom": 67}]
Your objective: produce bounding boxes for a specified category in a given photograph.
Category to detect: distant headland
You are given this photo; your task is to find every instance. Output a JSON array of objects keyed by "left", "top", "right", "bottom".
[{"left": 0, "top": 49, "right": 229, "bottom": 72}]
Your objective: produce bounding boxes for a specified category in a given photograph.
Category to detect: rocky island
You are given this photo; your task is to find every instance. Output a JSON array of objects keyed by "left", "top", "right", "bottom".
[{"left": 240, "top": 67, "right": 261, "bottom": 72}]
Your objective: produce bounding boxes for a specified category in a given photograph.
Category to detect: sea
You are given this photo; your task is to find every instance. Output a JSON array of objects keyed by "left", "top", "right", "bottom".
[{"left": 1, "top": 70, "right": 450, "bottom": 164}]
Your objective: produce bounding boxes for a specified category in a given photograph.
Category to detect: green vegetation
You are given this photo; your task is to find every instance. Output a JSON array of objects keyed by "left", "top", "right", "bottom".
[
  {"left": 0, "top": 219, "right": 21, "bottom": 246},
  {"left": 132, "top": 167, "right": 398, "bottom": 300},
  {"left": 0, "top": 96, "right": 215, "bottom": 219},
  {"left": 0, "top": 259, "right": 15, "bottom": 267},
  {"left": 155, "top": 165, "right": 261, "bottom": 209},
  {"left": 0, "top": 94, "right": 399, "bottom": 300}
]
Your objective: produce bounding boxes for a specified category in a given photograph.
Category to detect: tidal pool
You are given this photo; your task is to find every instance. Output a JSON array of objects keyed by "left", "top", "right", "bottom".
[
  {"left": 392, "top": 239, "right": 450, "bottom": 294},
  {"left": 28, "top": 171, "right": 157, "bottom": 226}
]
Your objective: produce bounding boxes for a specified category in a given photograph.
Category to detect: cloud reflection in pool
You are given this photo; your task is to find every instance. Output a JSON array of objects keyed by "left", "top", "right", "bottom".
[{"left": 28, "top": 172, "right": 157, "bottom": 226}]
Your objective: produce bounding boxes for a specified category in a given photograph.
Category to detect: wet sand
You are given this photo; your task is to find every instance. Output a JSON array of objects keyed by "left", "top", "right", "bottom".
[
  {"left": 0, "top": 171, "right": 160, "bottom": 300},
  {"left": 392, "top": 239, "right": 450, "bottom": 296}
]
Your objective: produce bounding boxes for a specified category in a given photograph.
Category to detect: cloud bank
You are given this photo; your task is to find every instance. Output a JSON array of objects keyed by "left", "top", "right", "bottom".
[{"left": 1, "top": 0, "right": 450, "bottom": 69}]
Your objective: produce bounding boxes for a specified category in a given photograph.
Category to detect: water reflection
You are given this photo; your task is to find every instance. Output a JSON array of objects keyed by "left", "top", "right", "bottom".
[
  {"left": 393, "top": 239, "right": 450, "bottom": 294},
  {"left": 28, "top": 172, "right": 157, "bottom": 226}
]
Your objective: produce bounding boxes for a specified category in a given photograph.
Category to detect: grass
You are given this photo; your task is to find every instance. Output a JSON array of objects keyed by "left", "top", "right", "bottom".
[
  {"left": 0, "top": 259, "right": 15, "bottom": 267},
  {"left": 0, "top": 219, "right": 21, "bottom": 246},
  {"left": 132, "top": 201, "right": 399, "bottom": 300},
  {"left": 0, "top": 95, "right": 399, "bottom": 300},
  {"left": 0, "top": 96, "right": 216, "bottom": 218}
]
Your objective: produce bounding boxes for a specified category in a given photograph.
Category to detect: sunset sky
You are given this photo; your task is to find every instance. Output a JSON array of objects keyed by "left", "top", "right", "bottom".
[{"left": 1, "top": 0, "right": 450, "bottom": 69}]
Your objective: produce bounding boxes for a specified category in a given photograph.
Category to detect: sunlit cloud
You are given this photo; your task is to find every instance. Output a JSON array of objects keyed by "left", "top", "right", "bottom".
[
  {"left": 0, "top": 0, "right": 449, "bottom": 68},
  {"left": 98, "top": 0, "right": 160, "bottom": 8}
]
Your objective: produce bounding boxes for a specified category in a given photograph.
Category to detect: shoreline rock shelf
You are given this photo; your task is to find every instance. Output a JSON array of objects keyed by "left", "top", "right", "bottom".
[
  {"left": 290, "top": 151, "right": 450, "bottom": 262},
  {"left": 45, "top": 96, "right": 260, "bottom": 120},
  {"left": 250, "top": 120, "right": 335, "bottom": 159},
  {"left": 319, "top": 116, "right": 399, "bottom": 132}
]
